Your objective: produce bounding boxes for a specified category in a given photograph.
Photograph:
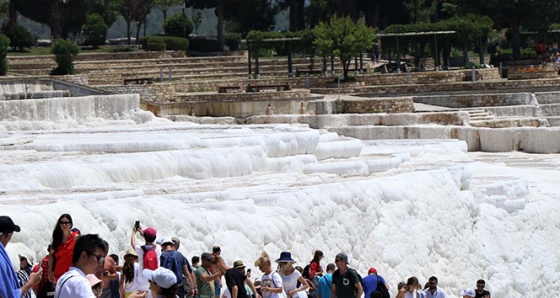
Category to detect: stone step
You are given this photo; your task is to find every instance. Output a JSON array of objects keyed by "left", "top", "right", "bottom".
[
  {"left": 469, "top": 117, "right": 543, "bottom": 128},
  {"left": 538, "top": 103, "right": 560, "bottom": 116},
  {"left": 534, "top": 92, "right": 560, "bottom": 104},
  {"left": 544, "top": 116, "right": 560, "bottom": 126}
]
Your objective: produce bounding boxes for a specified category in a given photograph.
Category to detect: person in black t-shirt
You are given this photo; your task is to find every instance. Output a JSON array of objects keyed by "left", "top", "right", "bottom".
[
  {"left": 474, "top": 279, "right": 490, "bottom": 298},
  {"left": 212, "top": 256, "right": 247, "bottom": 298}
]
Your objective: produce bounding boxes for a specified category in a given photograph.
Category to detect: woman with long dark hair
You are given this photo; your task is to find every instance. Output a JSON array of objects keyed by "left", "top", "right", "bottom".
[
  {"left": 48, "top": 214, "right": 79, "bottom": 282},
  {"left": 120, "top": 248, "right": 141, "bottom": 298},
  {"left": 307, "top": 250, "right": 323, "bottom": 280}
]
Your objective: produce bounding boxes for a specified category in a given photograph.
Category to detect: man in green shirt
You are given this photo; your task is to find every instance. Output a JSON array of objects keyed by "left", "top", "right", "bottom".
[
  {"left": 331, "top": 253, "right": 362, "bottom": 298},
  {"left": 196, "top": 252, "right": 223, "bottom": 298}
]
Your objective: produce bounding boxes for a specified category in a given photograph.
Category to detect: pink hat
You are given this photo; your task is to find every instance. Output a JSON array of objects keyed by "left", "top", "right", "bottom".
[
  {"left": 86, "top": 274, "right": 103, "bottom": 287},
  {"left": 368, "top": 268, "right": 377, "bottom": 274},
  {"left": 144, "top": 227, "right": 157, "bottom": 238}
]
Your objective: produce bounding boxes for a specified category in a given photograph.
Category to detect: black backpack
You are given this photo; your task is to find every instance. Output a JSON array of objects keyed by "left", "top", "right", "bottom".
[
  {"left": 375, "top": 276, "right": 390, "bottom": 298},
  {"left": 348, "top": 268, "right": 363, "bottom": 288},
  {"left": 302, "top": 263, "right": 311, "bottom": 279}
]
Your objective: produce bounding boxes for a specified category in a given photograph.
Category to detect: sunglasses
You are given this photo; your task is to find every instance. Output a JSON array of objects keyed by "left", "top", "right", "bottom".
[
  {"left": 88, "top": 252, "right": 105, "bottom": 265},
  {"left": 59, "top": 221, "right": 72, "bottom": 226}
]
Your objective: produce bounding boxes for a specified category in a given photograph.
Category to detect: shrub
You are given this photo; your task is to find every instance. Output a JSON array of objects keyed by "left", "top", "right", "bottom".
[
  {"left": 163, "top": 13, "right": 193, "bottom": 38},
  {"left": 0, "top": 34, "right": 10, "bottom": 75},
  {"left": 147, "top": 38, "right": 166, "bottom": 51},
  {"left": 225, "top": 33, "right": 241, "bottom": 51},
  {"left": 83, "top": 14, "right": 108, "bottom": 48},
  {"left": 143, "top": 36, "right": 189, "bottom": 51},
  {"left": 162, "top": 36, "right": 188, "bottom": 51},
  {"left": 188, "top": 36, "right": 220, "bottom": 52},
  {"left": 51, "top": 39, "right": 80, "bottom": 75},
  {"left": 4, "top": 24, "right": 34, "bottom": 51}
]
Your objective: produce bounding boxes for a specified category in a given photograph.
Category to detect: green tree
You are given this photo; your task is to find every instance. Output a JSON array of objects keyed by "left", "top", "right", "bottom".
[
  {"left": 83, "top": 13, "right": 108, "bottom": 48},
  {"left": 51, "top": 38, "right": 80, "bottom": 75},
  {"left": 306, "top": 0, "right": 337, "bottom": 28},
  {"left": 0, "top": 34, "right": 9, "bottom": 75},
  {"left": 4, "top": 23, "right": 34, "bottom": 51},
  {"left": 163, "top": 12, "right": 193, "bottom": 37},
  {"left": 454, "top": 0, "right": 560, "bottom": 59},
  {"left": 87, "top": 0, "right": 121, "bottom": 29},
  {"left": 154, "top": 0, "right": 182, "bottom": 20},
  {"left": 120, "top": 0, "right": 153, "bottom": 44},
  {"left": 313, "top": 16, "right": 375, "bottom": 80},
  {"left": 225, "top": 0, "right": 277, "bottom": 37},
  {"left": 14, "top": 0, "right": 87, "bottom": 38},
  {"left": 186, "top": 0, "right": 228, "bottom": 50}
]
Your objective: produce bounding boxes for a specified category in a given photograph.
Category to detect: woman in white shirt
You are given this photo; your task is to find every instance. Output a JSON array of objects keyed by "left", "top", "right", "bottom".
[
  {"left": 120, "top": 249, "right": 142, "bottom": 298},
  {"left": 274, "top": 252, "right": 308, "bottom": 298},
  {"left": 396, "top": 276, "right": 425, "bottom": 298},
  {"left": 255, "top": 252, "right": 283, "bottom": 298}
]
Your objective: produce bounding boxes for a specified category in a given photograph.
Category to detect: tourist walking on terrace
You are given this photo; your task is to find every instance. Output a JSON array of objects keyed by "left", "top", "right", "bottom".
[
  {"left": 331, "top": 253, "right": 362, "bottom": 298},
  {"left": 54, "top": 234, "right": 107, "bottom": 298},
  {"left": 306, "top": 250, "right": 323, "bottom": 281},
  {"left": 1, "top": 215, "right": 42, "bottom": 298},
  {"left": 423, "top": 276, "right": 446, "bottom": 298},
  {"left": 255, "top": 252, "right": 283, "bottom": 298},
  {"left": 276, "top": 252, "right": 308, "bottom": 298},
  {"left": 396, "top": 276, "right": 425, "bottom": 298},
  {"left": 96, "top": 240, "right": 118, "bottom": 298},
  {"left": 317, "top": 263, "right": 334, "bottom": 298},
  {"left": 49, "top": 213, "right": 80, "bottom": 282},
  {"left": 120, "top": 248, "right": 141, "bottom": 298},
  {"left": 211, "top": 255, "right": 246, "bottom": 298},
  {"left": 131, "top": 223, "right": 162, "bottom": 293},
  {"left": 18, "top": 253, "right": 37, "bottom": 298},
  {"left": 196, "top": 252, "right": 223, "bottom": 298},
  {"left": 362, "top": 267, "right": 389, "bottom": 298},
  {"left": 474, "top": 279, "right": 490, "bottom": 298}
]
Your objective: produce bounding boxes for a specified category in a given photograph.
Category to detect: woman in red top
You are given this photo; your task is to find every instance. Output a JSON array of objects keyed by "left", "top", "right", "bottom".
[
  {"left": 48, "top": 214, "right": 79, "bottom": 282},
  {"left": 308, "top": 250, "right": 323, "bottom": 280}
]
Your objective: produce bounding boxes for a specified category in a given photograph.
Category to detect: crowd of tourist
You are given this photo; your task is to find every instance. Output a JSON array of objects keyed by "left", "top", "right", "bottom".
[{"left": 1, "top": 214, "right": 492, "bottom": 298}]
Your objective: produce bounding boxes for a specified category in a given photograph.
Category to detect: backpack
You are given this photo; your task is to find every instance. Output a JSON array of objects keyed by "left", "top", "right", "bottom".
[
  {"left": 141, "top": 245, "right": 159, "bottom": 270},
  {"left": 348, "top": 268, "right": 363, "bottom": 288},
  {"left": 160, "top": 250, "right": 183, "bottom": 284},
  {"left": 302, "top": 264, "right": 311, "bottom": 279},
  {"left": 375, "top": 277, "right": 390, "bottom": 298}
]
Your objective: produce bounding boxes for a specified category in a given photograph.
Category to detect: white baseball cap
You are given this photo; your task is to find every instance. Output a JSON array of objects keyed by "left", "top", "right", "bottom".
[
  {"left": 143, "top": 267, "right": 177, "bottom": 289},
  {"left": 460, "top": 288, "right": 476, "bottom": 297}
]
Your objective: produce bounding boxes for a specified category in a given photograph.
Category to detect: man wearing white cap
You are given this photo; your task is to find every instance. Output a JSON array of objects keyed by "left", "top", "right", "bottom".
[
  {"left": 159, "top": 236, "right": 194, "bottom": 298},
  {"left": 0, "top": 215, "right": 42, "bottom": 298}
]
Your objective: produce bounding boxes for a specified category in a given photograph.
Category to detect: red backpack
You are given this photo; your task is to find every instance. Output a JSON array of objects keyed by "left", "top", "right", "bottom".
[{"left": 141, "top": 245, "right": 158, "bottom": 270}]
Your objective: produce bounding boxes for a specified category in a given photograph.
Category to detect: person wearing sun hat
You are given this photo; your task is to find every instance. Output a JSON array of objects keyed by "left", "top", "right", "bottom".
[
  {"left": 275, "top": 252, "right": 308, "bottom": 298},
  {"left": 86, "top": 274, "right": 104, "bottom": 298},
  {"left": 17, "top": 253, "right": 37, "bottom": 298},
  {"left": 121, "top": 248, "right": 142, "bottom": 298},
  {"left": 1, "top": 215, "right": 42, "bottom": 298},
  {"left": 233, "top": 260, "right": 260, "bottom": 298},
  {"left": 211, "top": 255, "right": 247, "bottom": 298}
]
